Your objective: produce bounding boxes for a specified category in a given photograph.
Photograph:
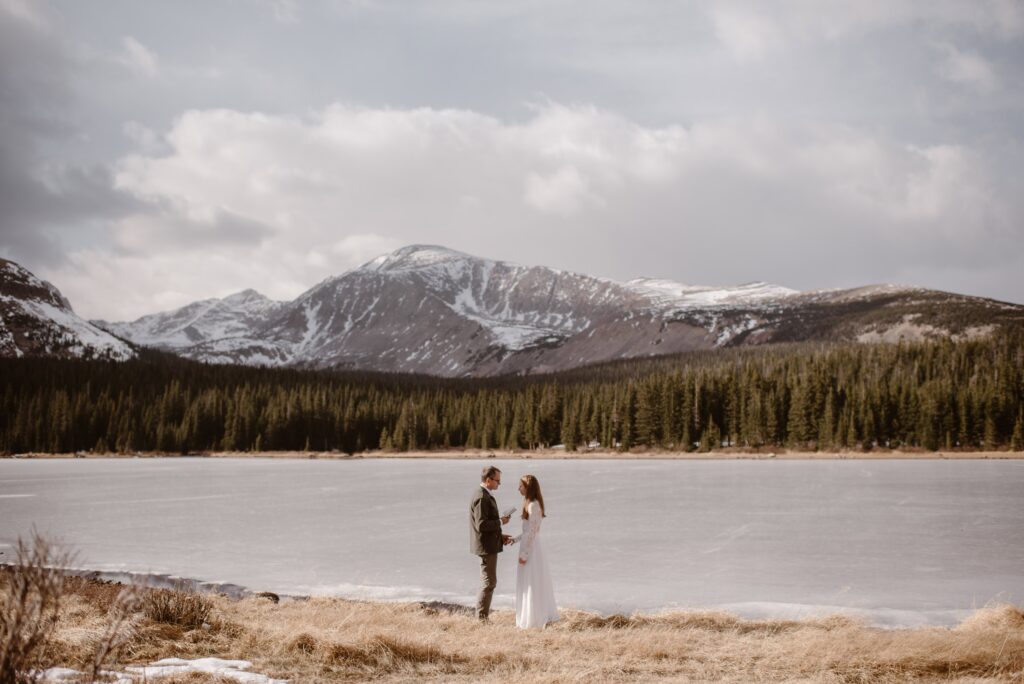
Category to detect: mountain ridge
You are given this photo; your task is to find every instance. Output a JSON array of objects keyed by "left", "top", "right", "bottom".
[
  {"left": 2, "top": 247, "right": 1020, "bottom": 373},
  {"left": 0, "top": 259, "right": 135, "bottom": 361},
  {"left": 85, "top": 245, "right": 1024, "bottom": 376}
]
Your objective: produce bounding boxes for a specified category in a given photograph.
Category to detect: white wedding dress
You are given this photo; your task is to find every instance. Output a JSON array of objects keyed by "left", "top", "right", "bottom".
[{"left": 515, "top": 500, "right": 559, "bottom": 628}]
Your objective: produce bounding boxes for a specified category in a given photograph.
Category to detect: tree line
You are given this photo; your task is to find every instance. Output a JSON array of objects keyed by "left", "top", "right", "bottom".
[{"left": 1, "top": 333, "right": 1022, "bottom": 454}]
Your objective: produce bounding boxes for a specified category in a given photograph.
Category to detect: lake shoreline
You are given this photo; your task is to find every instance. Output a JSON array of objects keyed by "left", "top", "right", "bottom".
[
  {"left": 5, "top": 563, "right": 979, "bottom": 629},
  {"left": 7, "top": 448, "right": 1024, "bottom": 460}
]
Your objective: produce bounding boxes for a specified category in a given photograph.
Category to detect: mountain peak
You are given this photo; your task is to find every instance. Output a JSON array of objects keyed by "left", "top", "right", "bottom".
[
  {"left": 1, "top": 258, "right": 73, "bottom": 311},
  {"left": 221, "top": 288, "right": 271, "bottom": 306},
  {"left": 360, "top": 244, "right": 480, "bottom": 273},
  {"left": 0, "top": 259, "right": 134, "bottom": 360}
]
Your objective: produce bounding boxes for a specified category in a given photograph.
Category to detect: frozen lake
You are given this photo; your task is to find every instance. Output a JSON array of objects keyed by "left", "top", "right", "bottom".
[{"left": 1, "top": 457, "right": 1022, "bottom": 627}]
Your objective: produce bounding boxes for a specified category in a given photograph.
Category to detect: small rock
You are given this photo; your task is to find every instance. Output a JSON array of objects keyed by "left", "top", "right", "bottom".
[
  {"left": 419, "top": 600, "right": 474, "bottom": 616},
  {"left": 255, "top": 591, "right": 280, "bottom": 603}
]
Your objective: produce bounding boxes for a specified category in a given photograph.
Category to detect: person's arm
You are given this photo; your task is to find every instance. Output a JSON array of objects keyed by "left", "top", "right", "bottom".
[
  {"left": 518, "top": 502, "right": 541, "bottom": 563},
  {"left": 472, "top": 496, "right": 502, "bottom": 533}
]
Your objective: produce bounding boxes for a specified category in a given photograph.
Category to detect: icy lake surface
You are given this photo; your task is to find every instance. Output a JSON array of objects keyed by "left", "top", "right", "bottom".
[{"left": 1, "top": 458, "right": 1022, "bottom": 627}]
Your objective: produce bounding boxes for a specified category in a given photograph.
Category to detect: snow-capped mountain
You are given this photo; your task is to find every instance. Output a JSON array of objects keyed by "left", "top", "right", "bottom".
[
  {"left": 95, "top": 289, "right": 284, "bottom": 352},
  {"left": 91, "top": 245, "right": 1024, "bottom": 377},
  {"left": 0, "top": 259, "right": 134, "bottom": 360}
]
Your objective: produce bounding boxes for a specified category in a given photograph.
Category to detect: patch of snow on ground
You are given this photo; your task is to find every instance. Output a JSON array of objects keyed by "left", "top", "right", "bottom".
[
  {"left": 39, "top": 668, "right": 92, "bottom": 682},
  {"left": 126, "top": 657, "right": 287, "bottom": 683},
  {"left": 39, "top": 668, "right": 131, "bottom": 683}
]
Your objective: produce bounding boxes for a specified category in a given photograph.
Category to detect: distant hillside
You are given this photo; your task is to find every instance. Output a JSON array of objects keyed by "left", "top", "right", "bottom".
[{"left": 93, "top": 245, "right": 1024, "bottom": 376}]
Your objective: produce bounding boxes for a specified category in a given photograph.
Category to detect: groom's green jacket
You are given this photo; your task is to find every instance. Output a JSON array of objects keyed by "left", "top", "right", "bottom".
[{"left": 469, "top": 486, "right": 503, "bottom": 556}]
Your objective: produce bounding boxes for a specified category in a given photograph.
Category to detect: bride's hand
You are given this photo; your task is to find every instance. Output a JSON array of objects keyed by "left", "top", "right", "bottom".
[{"left": 518, "top": 558, "right": 526, "bottom": 565}]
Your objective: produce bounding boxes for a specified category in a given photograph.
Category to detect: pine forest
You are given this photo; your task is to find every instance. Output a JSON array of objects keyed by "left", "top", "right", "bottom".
[{"left": 2, "top": 333, "right": 1023, "bottom": 455}]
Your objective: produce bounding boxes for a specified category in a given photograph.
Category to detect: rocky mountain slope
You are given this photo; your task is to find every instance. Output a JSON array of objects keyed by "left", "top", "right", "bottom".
[
  {"left": 0, "top": 259, "right": 134, "bottom": 360},
  {"left": 91, "top": 245, "right": 1024, "bottom": 376}
]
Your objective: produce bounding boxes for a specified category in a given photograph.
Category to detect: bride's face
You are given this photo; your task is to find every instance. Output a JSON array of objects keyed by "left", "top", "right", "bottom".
[{"left": 519, "top": 482, "right": 527, "bottom": 496}]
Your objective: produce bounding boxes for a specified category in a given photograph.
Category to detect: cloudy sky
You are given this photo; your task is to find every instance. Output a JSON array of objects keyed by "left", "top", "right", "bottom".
[{"left": 1, "top": 0, "right": 1022, "bottom": 320}]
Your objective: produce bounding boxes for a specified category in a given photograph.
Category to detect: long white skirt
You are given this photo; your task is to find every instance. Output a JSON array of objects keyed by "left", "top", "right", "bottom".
[{"left": 514, "top": 536, "right": 559, "bottom": 628}]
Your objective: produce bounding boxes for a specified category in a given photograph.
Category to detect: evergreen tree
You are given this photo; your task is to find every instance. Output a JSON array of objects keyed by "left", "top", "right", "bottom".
[{"left": 1011, "top": 411, "right": 1024, "bottom": 451}]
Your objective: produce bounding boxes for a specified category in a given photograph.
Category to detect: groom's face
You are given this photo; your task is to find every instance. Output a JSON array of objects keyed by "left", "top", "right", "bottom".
[{"left": 485, "top": 474, "right": 501, "bottom": 491}]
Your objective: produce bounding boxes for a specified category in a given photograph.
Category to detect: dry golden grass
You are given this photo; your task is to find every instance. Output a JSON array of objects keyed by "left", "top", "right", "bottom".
[{"left": 7, "top": 570, "right": 1021, "bottom": 683}]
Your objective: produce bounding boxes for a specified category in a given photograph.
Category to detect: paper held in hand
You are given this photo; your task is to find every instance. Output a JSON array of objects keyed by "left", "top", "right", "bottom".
[{"left": 501, "top": 507, "right": 519, "bottom": 544}]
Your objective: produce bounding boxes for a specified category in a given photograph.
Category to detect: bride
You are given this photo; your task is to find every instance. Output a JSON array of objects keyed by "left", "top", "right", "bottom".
[{"left": 514, "top": 474, "right": 559, "bottom": 628}]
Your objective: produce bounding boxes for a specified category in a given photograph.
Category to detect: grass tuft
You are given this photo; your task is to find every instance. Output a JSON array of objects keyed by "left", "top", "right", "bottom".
[{"left": 141, "top": 588, "right": 213, "bottom": 630}]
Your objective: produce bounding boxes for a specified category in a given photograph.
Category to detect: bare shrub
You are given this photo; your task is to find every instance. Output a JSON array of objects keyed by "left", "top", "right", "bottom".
[
  {"left": 286, "top": 632, "right": 318, "bottom": 655},
  {"left": 141, "top": 588, "right": 213, "bottom": 630},
  {"left": 0, "top": 533, "right": 70, "bottom": 683},
  {"left": 60, "top": 576, "right": 126, "bottom": 614},
  {"left": 85, "top": 583, "right": 141, "bottom": 681}
]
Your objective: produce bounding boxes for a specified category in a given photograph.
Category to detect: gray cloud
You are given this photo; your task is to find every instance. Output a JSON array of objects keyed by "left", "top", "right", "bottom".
[
  {"left": 0, "top": 2, "right": 145, "bottom": 267},
  {"left": 0, "top": 0, "right": 1021, "bottom": 318}
]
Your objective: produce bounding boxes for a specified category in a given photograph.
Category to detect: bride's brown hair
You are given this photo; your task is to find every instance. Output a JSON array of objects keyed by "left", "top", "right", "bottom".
[{"left": 520, "top": 474, "right": 546, "bottom": 520}]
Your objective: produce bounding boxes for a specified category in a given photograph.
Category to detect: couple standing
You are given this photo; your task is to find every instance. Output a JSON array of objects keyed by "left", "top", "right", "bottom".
[{"left": 469, "top": 466, "right": 559, "bottom": 628}]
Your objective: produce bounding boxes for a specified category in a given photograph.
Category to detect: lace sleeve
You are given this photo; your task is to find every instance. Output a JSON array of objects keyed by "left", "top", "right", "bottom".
[{"left": 519, "top": 501, "right": 542, "bottom": 562}]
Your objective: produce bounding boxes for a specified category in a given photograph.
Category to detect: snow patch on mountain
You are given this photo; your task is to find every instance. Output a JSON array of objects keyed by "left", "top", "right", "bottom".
[
  {"left": 4, "top": 261, "right": 38, "bottom": 286},
  {"left": 627, "top": 278, "right": 799, "bottom": 309},
  {"left": 0, "top": 312, "right": 22, "bottom": 357},
  {"left": 797, "top": 283, "right": 919, "bottom": 304},
  {"left": 0, "top": 295, "right": 134, "bottom": 361},
  {"left": 18, "top": 298, "right": 134, "bottom": 359}
]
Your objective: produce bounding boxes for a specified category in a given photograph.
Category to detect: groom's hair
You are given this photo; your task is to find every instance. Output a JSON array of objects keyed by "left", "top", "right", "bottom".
[{"left": 481, "top": 466, "right": 501, "bottom": 482}]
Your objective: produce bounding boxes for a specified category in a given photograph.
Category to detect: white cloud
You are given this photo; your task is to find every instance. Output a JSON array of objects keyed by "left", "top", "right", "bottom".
[
  {"left": 3, "top": 1, "right": 1022, "bottom": 318},
  {"left": 36, "top": 101, "right": 1016, "bottom": 320},
  {"left": 936, "top": 44, "right": 998, "bottom": 92},
  {"left": 524, "top": 165, "right": 602, "bottom": 216}
]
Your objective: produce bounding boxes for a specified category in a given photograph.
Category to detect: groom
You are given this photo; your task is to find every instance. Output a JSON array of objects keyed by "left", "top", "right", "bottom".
[{"left": 470, "top": 465, "right": 512, "bottom": 621}]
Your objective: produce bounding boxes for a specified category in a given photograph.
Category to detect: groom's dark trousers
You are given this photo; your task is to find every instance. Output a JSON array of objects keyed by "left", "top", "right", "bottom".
[{"left": 470, "top": 485, "right": 503, "bottom": 621}]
